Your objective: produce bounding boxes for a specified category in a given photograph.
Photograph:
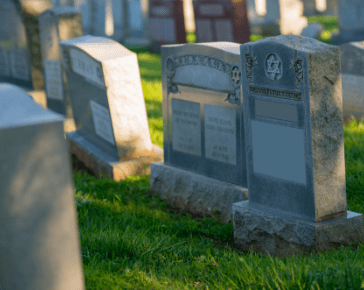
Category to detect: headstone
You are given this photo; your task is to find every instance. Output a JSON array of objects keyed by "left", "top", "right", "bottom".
[
  {"left": 234, "top": 35, "right": 364, "bottom": 256},
  {"left": 0, "top": 0, "right": 33, "bottom": 90},
  {"left": 148, "top": 0, "right": 186, "bottom": 52},
  {"left": 332, "top": 0, "right": 364, "bottom": 43},
  {"left": 74, "top": 0, "right": 92, "bottom": 35},
  {"left": 14, "top": 0, "right": 54, "bottom": 91},
  {"left": 122, "top": 0, "right": 150, "bottom": 46},
  {"left": 39, "top": 6, "right": 83, "bottom": 132},
  {"left": 301, "top": 0, "right": 318, "bottom": 16},
  {"left": 0, "top": 83, "right": 85, "bottom": 290},
  {"left": 340, "top": 42, "right": 364, "bottom": 122},
  {"left": 150, "top": 42, "right": 248, "bottom": 223},
  {"left": 300, "top": 22, "right": 324, "bottom": 39},
  {"left": 246, "top": 0, "right": 307, "bottom": 36},
  {"left": 193, "top": 0, "right": 250, "bottom": 44},
  {"left": 60, "top": 35, "right": 163, "bottom": 180}
]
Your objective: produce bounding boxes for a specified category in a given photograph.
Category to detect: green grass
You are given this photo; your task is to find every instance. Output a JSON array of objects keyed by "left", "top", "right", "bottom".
[{"left": 74, "top": 16, "right": 364, "bottom": 289}]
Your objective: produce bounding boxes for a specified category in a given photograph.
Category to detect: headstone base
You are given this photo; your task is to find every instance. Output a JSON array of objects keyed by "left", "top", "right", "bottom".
[
  {"left": 67, "top": 131, "right": 163, "bottom": 180},
  {"left": 233, "top": 201, "right": 364, "bottom": 257},
  {"left": 331, "top": 30, "right": 364, "bottom": 44},
  {"left": 150, "top": 162, "right": 248, "bottom": 223}
]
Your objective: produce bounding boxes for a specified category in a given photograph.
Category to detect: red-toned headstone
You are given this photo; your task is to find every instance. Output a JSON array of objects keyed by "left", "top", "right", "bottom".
[
  {"left": 193, "top": 0, "right": 250, "bottom": 44},
  {"left": 148, "top": 0, "right": 187, "bottom": 52}
]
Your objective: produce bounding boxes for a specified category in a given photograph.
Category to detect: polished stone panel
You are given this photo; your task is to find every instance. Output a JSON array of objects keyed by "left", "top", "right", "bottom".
[{"left": 61, "top": 35, "right": 163, "bottom": 179}]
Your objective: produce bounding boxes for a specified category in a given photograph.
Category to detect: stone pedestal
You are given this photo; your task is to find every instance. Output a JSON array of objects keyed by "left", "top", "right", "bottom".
[
  {"left": 233, "top": 201, "right": 364, "bottom": 256},
  {"left": 150, "top": 162, "right": 248, "bottom": 223},
  {"left": 68, "top": 131, "right": 163, "bottom": 180}
]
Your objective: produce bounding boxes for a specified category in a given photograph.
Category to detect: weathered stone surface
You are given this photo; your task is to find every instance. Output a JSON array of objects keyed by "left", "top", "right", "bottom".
[
  {"left": 233, "top": 201, "right": 364, "bottom": 256},
  {"left": 15, "top": 0, "right": 54, "bottom": 90},
  {"left": 39, "top": 6, "right": 83, "bottom": 131},
  {"left": 68, "top": 131, "right": 163, "bottom": 180},
  {"left": 150, "top": 162, "right": 248, "bottom": 223},
  {"left": 0, "top": 83, "right": 84, "bottom": 290}
]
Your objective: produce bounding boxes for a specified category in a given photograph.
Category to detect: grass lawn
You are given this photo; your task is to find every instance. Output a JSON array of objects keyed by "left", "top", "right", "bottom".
[{"left": 76, "top": 16, "right": 364, "bottom": 289}]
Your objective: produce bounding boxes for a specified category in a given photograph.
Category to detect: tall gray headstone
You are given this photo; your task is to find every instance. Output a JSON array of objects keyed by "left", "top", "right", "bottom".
[
  {"left": 150, "top": 42, "right": 248, "bottom": 223},
  {"left": 0, "top": 0, "right": 33, "bottom": 89},
  {"left": 39, "top": 6, "right": 83, "bottom": 132},
  {"left": 234, "top": 35, "right": 364, "bottom": 256},
  {"left": 340, "top": 42, "right": 364, "bottom": 121},
  {"left": 122, "top": 0, "right": 150, "bottom": 46},
  {"left": 246, "top": 0, "right": 307, "bottom": 36},
  {"left": 60, "top": 35, "right": 163, "bottom": 180},
  {"left": 0, "top": 83, "right": 85, "bottom": 290},
  {"left": 332, "top": 0, "right": 364, "bottom": 43}
]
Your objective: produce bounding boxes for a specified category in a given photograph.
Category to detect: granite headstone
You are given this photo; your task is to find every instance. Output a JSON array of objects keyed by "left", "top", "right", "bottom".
[
  {"left": 340, "top": 41, "right": 364, "bottom": 121},
  {"left": 122, "top": 0, "right": 150, "bottom": 46},
  {"left": 0, "top": 83, "right": 84, "bottom": 290},
  {"left": 150, "top": 42, "right": 248, "bottom": 223},
  {"left": 193, "top": 0, "right": 250, "bottom": 44},
  {"left": 14, "top": 0, "right": 54, "bottom": 91},
  {"left": 60, "top": 35, "right": 163, "bottom": 180},
  {"left": 0, "top": 0, "right": 33, "bottom": 89},
  {"left": 332, "top": 0, "right": 364, "bottom": 43},
  {"left": 234, "top": 35, "right": 364, "bottom": 256},
  {"left": 39, "top": 6, "right": 83, "bottom": 132},
  {"left": 148, "top": 0, "right": 186, "bottom": 52}
]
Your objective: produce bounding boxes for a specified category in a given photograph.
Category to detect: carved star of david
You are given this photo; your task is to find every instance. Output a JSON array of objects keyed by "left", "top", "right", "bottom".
[
  {"left": 231, "top": 66, "right": 241, "bottom": 85},
  {"left": 266, "top": 54, "right": 282, "bottom": 81}
]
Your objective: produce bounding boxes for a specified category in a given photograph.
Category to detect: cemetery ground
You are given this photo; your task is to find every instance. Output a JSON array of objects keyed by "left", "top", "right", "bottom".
[{"left": 73, "top": 16, "right": 364, "bottom": 289}]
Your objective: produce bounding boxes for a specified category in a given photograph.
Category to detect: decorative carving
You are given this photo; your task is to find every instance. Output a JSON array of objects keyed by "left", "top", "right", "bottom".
[
  {"left": 231, "top": 66, "right": 241, "bottom": 87},
  {"left": 245, "top": 52, "right": 257, "bottom": 82},
  {"left": 62, "top": 50, "right": 70, "bottom": 69},
  {"left": 265, "top": 53, "right": 282, "bottom": 81},
  {"left": 173, "top": 54, "right": 231, "bottom": 75},
  {"left": 290, "top": 53, "right": 304, "bottom": 89},
  {"left": 225, "top": 88, "right": 241, "bottom": 105},
  {"left": 249, "top": 85, "right": 302, "bottom": 102}
]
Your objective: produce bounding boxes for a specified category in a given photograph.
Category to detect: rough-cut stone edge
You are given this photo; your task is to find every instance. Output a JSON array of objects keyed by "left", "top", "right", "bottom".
[
  {"left": 67, "top": 131, "right": 163, "bottom": 181},
  {"left": 150, "top": 162, "right": 248, "bottom": 223},
  {"left": 233, "top": 201, "right": 364, "bottom": 257}
]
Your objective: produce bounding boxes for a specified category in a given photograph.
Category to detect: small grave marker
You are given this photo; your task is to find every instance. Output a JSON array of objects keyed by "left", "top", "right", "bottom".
[
  {"left": 332, "top": 0, "right": 364, "bottom": 43},
  {"left": 340, "top": 41, "right": 364, "bottom": 121},
  {"left": 148, "top": 0, "right": 186, "bottom": 52},
  {"left": 60, "top": 35, "right": 163, "bottom": 180},
  {"left": 0, "top": 83, "right": 84, "bottom": 290},
  {"left": 193, "top": 0, "right": 250, "bottom": 44},
  {"left": 234, "top": 35, "right": 364, "bottom": 256},
  {"left": 150, "top": 42, "right": 248, "bottom": 223},
  {"left": 39, "top": 6, "right": 83, "bottom": 131}
]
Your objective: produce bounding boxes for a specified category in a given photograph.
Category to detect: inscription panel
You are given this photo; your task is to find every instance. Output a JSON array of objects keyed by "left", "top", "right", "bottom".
[
  {"left": 70, "top": 48, "right": 105, "bottom": 87},
  {"left": 9, "top": 48, "right": 30, "bottom": 81},
  {"left": 252, "top": 120, "right": 306, "bottom": 184},
  {"left": 255, "top": 99, "right": 298, "bottom": 123},
  {"left": 172, "top": 98, "right": 201, "bottom": 156},
  {"left": 44, "top": 60, "right": 63, "bottom": 101},
  {"left": 204, "top": 105, "right": 236, "bottom": 165},
  {"left": 199, "top": 4, "right": 224, "bottom": 16},
  {"left": 90, "top": 100, "right": 115, "bottom": 146}
]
